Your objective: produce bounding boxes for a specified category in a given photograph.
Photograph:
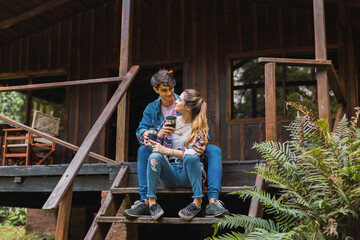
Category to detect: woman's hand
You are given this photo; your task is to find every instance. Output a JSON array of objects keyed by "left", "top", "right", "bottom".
[
  {"left": 193, "top": 139, "right": 208, "bottom": 155},
  {"left": 150, "top": 140, "right": 167, "bottom": 154},
  {"left": 184, "top": 148, "right": 197, "bottom": 155},
  {"left": 157, "top": 122, "right": 175, "bottom": 138}
]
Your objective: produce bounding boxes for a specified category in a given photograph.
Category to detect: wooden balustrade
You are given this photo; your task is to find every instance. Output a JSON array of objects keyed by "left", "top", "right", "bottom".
[
  {"left": 0, "top": 76, "right": 123, "bottom": 92},
  {"left": 42, "top": 65, "right": 139, "bottom": 211},
  {"left": 0, "top": 114, "right": 115, "bottom": 163},
  {"left": 248, "top": 56, "right": 347, "bottom": 220},
  {"left": 41, "top": 65, "right": 139, "bottom": 239}
]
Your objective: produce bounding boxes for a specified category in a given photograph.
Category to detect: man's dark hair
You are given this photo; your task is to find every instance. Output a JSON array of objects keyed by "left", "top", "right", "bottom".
[{"left": 150, "top": 70, "right": 176, "bottom": 88}]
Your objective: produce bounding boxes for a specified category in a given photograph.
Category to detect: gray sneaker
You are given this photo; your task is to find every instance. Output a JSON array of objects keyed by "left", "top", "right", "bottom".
[
  {"left": 124, "top": 200, "right": 150, "bottom": 217},
  {"left": 149, "top": 203, "right": 164, "bottom": 220},
  {"left": 205, "top": 199, "right": 229, "bottom": 217},
  {"left": 178, "top": 203, "right": 201, "bottom": 221}
]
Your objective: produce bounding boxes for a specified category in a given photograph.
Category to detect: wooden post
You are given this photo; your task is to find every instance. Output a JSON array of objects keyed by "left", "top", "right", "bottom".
[
  {"left": 346, "top": 24, "right": 357, "bottom": 117},
  {"left": 282, "top": 66, "right": 287, "bottom": 117},
  {"left": 25, "top": 77, "right": 32, "bottom": 126},
  {"left": 313, "top": 0, "right": 330, "bottom": 122},
  {"left": 55, "top": 184, "right": 73, "bottom": 240},
  {"left": 248, "top": 62, "right": 277, "bottom": 219},
  {"left": 265, "top": 63, "right": 277, "bottom": 141},
  {"left": 116, "top": 0, "right": 133, "bottom": 163}
]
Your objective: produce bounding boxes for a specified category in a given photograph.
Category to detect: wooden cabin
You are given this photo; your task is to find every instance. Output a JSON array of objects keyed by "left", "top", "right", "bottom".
[{"left": 0, "top": 0, "right": 359, "bottom": 239}]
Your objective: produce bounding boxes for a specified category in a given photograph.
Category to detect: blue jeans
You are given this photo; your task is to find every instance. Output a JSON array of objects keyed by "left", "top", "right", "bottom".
[
  {"left": 146, "top": 153, "right": 204, "bottom": 199},
  {"left": 137, "top": 144, "right": 222, "bottom": 200}
]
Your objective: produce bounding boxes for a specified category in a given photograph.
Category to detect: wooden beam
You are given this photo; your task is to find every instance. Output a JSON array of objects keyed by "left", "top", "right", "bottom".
[
  {"left": 84, "top": 166, "right": 128, "bottom": 240},
  {"left": 313, "top": 0, "right": 331, "bottom": 122},
  {"left": 247, "top": 175, "right": 264, "bottom": 218},
  {"left": 96, "top": 216, "right": 219, "bottom": 225},
  {"left": 0, "top": 115, "right": 115, "bottom": 163},
  {"left": 313, "top": 0, "right": 328, "bottom": 60},
  {"left": 345, "top": 24, "right": 357, "bottom": 116},
  {"left": 0, "top": 77, "right": 123, "bottom": 92},
  {"left": 336, "top": 0, "right": 348, "bottom": 28},
  {"left": 258, "top": 57, "right": 346, "bottom": 106},
  {"left": 327, "top": 64, "right": 346, "bottom": 105},
  {"left": 265, "top": 63, "right": 277, "bottom": 141},
  {"left": 0, "top": 0, "right": 71, "bottom": 29},
  {"left": 332, "top": 104, "right": 344, "bottom": 132},
  {"left": 116, "top": 0, "right": 133, "bottom": 163},
  {"left": 55, "top": 184, "right": 73, "bottom": 240},
  {"left": 258, "top": 57, "right": 332, "bottom": 67},
  {"left": 0, "top": 69, "right": 66, "bottom": 79},
  {"left": 248, "top": 62, "right": 277, "bottom": 219},
  {"left": 42, "top": 65, "right": 139, "bottom": 211},
  {"left": 229, "top": 43, "right": 340, "bottom": 59},
  {"left": 110, "top": 186, "right": 248, "bottom": 194}
]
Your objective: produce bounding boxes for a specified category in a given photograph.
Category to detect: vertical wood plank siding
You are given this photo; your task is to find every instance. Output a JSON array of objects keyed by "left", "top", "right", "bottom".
[{"left": 0, "top": 0, "right": 351, "bottom": 162}]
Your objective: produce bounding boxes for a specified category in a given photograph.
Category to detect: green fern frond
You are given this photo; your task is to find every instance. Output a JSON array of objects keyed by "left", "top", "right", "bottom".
[
  {"left": 335, "top": 115, "right": 350, "bottom": 137},
  {"left": 234, "top": 187, "right": 308, "bottom": 223},
  {"left": 214, "top": 214, "right": 279, "bottom": 233},
  {"left": 208, "top": 231, "right": 246, "bottom": 240},
  {"left": 246, "top": 228, "right": 300, "bottom": 240},
  {"left": 252, "top": 141, "right": 298, "bottom": 167}
]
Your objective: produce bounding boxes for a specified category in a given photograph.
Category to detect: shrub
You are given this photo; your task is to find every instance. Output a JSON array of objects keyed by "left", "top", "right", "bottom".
[
  {"left": 210, "top": 103, "right": 360, "bottom": 240},
  {"left": 0, "top": 207, "right": 27, "bottom": 226}
]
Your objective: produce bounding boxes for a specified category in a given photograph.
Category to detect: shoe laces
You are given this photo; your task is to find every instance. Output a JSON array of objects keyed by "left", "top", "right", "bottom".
[
  {"left": 186, "top": 203, "right": 198, "bottom": 211},
  {"left": 150, "top": 203, "right": 160, "bottom": 212},
  {"left": 131, "top": 200, "right": 144, "bottom": 209},
  {"left": 213, "top": 199, "right": 226, "bottom": 208}
]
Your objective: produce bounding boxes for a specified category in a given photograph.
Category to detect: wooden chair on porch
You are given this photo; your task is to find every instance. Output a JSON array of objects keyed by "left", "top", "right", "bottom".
[{"left": 2, "top": 110, "right": 60, "bottom": 166}]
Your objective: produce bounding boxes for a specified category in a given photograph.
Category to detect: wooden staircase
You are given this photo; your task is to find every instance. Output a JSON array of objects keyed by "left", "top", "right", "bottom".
[{"left": 85, "top": 160, "right": 261, "bottom": 239}]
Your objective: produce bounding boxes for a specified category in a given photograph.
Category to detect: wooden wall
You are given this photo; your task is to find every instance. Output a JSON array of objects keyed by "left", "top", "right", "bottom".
[
  {"left": 130, "top": 0, "right": 343, "bottom": 160},
  {"left": 0, "top": 0, "right": 357, "bottom": 162},
  {"left": 0, "top": 0, "right": 123, "bottom": 163}
]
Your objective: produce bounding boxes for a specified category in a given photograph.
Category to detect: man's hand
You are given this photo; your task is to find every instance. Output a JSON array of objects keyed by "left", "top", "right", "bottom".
[
  {"left": 193, "top": 139, "right": 208, "bottom": 155},
  {"left": 151, "top": 140, "right": 166, "bottom": 154},
  {"left": 157, "top": 122, "right": 175, "bottom": 138}
]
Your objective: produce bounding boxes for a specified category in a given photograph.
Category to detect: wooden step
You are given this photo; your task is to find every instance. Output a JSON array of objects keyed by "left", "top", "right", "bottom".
[
  {"left": 110, "top": 186, "right": 248, "bottom": 194},
  {"left": 96, "top": 216, "right": 219, "bottom": 224}
]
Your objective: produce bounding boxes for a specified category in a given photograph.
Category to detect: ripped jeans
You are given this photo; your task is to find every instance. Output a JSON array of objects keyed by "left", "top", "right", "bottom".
[{"left": 146, "top": 152, "right": 204, "bottom": 199}]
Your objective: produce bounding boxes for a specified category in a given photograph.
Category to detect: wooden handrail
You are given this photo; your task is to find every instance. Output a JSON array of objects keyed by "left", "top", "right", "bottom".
[
  {"left": 258, "top": 57, "right": 332, "bottom": 67},
  {"left": 327, "top": 64, "right": 346, "bottom": 105},
  {"left": 0, "top": 76, "right": 123, "bottom": 92},
  {"left": 249, "top": 57, "right": 347, "bottom": 219},
  {"left": 42, "top": 65, "right": 139, "bottom": 211},
  {"left": 0, "top": 115, "right": 115, "bottom": 163},
  {"left": 257, "top": 57, "right": 347, "bottom": 106}
]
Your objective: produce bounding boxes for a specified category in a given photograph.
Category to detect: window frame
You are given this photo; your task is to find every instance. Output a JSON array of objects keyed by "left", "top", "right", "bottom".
[
  {"left": 226, "top": 46, "right": 341, "bottom": 124},
  {"left": 0, "top": 69, "right": 67, "bottom": 128}
]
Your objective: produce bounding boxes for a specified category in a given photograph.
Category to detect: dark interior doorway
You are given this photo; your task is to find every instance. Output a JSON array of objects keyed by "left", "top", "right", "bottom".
[{"left": 107, "top": 65, "right": 183, "bottom": 161}]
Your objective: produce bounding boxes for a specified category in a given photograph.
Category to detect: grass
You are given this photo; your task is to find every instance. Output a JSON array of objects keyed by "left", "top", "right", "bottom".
[{"left": 0, "top": 225, "right": 54, "bottom": 240}]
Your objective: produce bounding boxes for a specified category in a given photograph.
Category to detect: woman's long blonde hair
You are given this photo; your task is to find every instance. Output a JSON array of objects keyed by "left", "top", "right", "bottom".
[{"left": 183, "top": 89, "right": 209, "bottom": 146}]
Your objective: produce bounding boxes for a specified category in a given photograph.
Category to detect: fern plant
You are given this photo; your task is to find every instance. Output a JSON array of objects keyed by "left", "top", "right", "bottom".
[{"left": 210, "top": 103, "right": 360, "bottom": 240}]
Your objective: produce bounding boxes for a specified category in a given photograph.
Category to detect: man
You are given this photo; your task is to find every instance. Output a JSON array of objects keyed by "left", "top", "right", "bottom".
[{"left": 124, "top": 70, "right": 228, "bottom": 217}]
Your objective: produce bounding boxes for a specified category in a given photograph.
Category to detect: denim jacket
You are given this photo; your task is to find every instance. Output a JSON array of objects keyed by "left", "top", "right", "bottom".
[{"left": 136, "top": 93, "right": 180, "bottom": 142}]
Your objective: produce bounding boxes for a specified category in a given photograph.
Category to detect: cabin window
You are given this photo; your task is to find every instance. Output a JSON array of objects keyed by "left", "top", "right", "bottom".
[
  {"left": 0, "top": 74, "right": 66, "bottom": 126},
  {"left": 230, "top": 58, "right": 339, "bottom": 120}
]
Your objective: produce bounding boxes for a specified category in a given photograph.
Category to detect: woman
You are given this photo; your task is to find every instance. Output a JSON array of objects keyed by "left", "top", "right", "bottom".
[{"left": 146, "top": 89, "right": 208, "bottom": 221}]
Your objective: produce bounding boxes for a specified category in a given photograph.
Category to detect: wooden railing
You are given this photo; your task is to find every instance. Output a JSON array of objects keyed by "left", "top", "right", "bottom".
[
  {"left": 247, "top": 57, "right": 347, "bottom": 218},
  {"left": 0, "top": 115, "right": 115, "bottom": 163},
  {"left": 42, "top": 66, "right": 137, "bottom": 210},
  {"left": 37, "top": 65, "right": 139, "bottom": 238}
]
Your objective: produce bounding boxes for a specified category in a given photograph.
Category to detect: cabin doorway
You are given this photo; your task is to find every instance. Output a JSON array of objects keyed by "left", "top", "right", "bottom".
[{"left": 107, "top": 65, "right": 183, "bottom": 162}]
